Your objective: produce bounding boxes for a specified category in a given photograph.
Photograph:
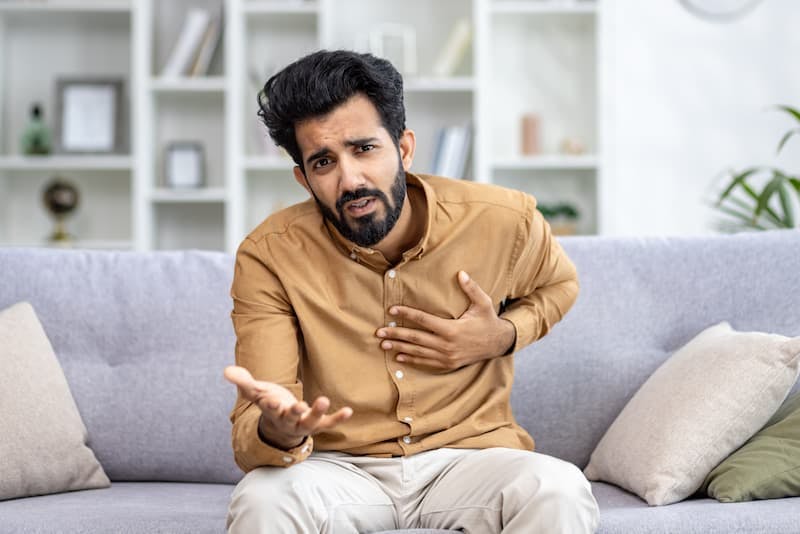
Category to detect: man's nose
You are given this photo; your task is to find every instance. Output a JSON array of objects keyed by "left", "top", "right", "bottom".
[{"left": 338, "top": 155, "right": 367, "bottom": 193}]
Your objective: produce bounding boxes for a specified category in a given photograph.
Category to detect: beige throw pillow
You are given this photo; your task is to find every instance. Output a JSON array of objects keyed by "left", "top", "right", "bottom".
[
  {"left": 583, "top": 322, "right": 800, "bottom": 506},
  {"left": 0, "top": 301, "right": 110, "bottom": 500}
]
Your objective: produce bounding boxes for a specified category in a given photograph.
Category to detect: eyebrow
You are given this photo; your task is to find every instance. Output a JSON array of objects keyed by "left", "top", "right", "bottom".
[{"left": 305, "top": 137, "right": 381, "bottom": 166}]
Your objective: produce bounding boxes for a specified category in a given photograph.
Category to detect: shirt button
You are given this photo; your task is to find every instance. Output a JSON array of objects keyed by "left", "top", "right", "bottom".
[
  {"left": 282, "top": 456, "right": 293, "bottom": 463},
  {"left": 403, "top": 436, "right": 412, "bottom": 444},
  {"left": 403, "top": 416, "right": 413, "bottom": 423},
  {"left": 395, "top": 370, "right": 404, "bottom": 380},
  {"left": 349, "top": 252, "right": 357, "bottom": 260},
  {"left": 387, "top": 269, "right": 397, "bottom": 279},
  {"left": 388, "top": 321, "right": 397, "bottom": 328}
]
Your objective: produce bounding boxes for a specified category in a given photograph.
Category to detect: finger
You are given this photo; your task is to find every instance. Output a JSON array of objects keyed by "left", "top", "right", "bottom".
[
  {"left": 315, "top": 406, "right": 354, "bottom": 431},
  {"left": 376, "top": 326, "right": 444, "bottom": 351},
  {"left": 224, "top": 365, "right": 270, "bottom": 401},
  {"left": 281, "top": 400, "right": 310, "bottom": 428},
  {"left": 297, "top": 396, "right": 330, "bottom": 432},
  {"left": 457, "top": 271, "right": 494, "bottom": 309},
  {"left": 388, "top": 305, "right": 450, "bottom": 334},
  {"left": 380, "top": 339, "right": 443, "bottom": 360}
]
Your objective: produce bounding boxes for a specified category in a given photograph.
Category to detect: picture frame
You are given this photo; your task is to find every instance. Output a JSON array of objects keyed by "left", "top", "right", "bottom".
[
  {"left": 55, "top": 78, "right": 125, "bottom": 154},
  {"left": 369, "top": 24, "right": 417, "bottom": 76},
  {"left": 164, "top": 142, "right": 206, "bottom": 188}
]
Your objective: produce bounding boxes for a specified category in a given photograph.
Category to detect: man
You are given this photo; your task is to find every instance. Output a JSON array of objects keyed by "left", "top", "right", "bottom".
[{"left": 224, "top": 49, "right": 599, "bottom": 533}]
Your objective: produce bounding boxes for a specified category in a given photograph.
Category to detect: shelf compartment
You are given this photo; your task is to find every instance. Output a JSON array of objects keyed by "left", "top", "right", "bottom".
[
  {"left": 244, "top": 156, "right": 296, "bottom": 171},
  {"left": 0, "top": 239, "right": 134, "bottom": 250},
  {"left": 153, "top": 202, "right": 225, "bottom": 251}
]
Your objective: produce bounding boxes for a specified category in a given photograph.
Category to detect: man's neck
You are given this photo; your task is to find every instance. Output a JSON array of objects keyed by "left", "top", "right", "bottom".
[{"left": 374, "top": 185, "right": 425, "bottom": 265}]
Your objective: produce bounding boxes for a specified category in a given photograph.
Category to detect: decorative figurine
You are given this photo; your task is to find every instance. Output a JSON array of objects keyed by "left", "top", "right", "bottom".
[
  {"left": 21, "top": 103, "right": 52, "bottom": 155},
  {"left": 42, "top": 177, "right": 80, "bottom": 244}
]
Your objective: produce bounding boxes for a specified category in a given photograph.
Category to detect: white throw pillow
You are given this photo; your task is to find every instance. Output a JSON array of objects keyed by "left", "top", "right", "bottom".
[
  {"left": 0, "top": 301, "right": 110, "bottom": 500},
  {"left": 583, "top": 321, "right": 800, "bottom": 506}
]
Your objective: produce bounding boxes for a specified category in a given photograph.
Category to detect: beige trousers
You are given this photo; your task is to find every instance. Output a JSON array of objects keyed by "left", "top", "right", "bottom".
[{"left": 227, "top": 447, "right": 599, "bottom": 534}]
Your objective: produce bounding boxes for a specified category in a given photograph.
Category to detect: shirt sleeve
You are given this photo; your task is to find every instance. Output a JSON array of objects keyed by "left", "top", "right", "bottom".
[
  {"left": 228, "top": 236, "right": 313, "bottom": 471},
  {"left": 499, "top": 194, "right": 580, "bottom": 353}
]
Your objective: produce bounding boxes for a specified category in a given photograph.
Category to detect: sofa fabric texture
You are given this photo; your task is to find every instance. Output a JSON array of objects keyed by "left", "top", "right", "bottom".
[{"left": 0, "top": 229, "right": 799, "bottom": 532}]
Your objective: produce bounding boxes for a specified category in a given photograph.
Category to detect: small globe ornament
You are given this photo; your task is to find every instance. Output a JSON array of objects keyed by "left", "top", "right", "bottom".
[{"left": 42, "top": 177, "right": 79, "bottom": 244}]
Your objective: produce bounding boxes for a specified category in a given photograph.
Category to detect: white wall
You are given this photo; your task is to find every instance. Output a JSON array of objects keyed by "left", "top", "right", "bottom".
[{"left": 600, "top": 0, "right": 800, "bottom": 236}]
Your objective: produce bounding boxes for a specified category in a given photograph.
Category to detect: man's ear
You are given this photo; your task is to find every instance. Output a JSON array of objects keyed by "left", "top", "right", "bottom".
[
  {"left": 293, "top": 166, "right": 311, "bottom": 195},
  {"left": 399, "top": 129, "right": 416, "bottom": 171}
]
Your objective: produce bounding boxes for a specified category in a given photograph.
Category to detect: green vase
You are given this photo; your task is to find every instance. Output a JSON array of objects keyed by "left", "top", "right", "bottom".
[{"left": 20, "top": 104, "right": 52, "bottom": 156}]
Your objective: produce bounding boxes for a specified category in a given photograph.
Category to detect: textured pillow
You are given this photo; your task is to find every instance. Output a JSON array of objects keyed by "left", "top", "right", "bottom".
[
  {"left": 583, "top": 322, "right": 800, "bottom": 506},
  {"left": 0, "top": 301, "right": 109, "bottom": 500},
  {"left": 701, "top": 391, "right": 800, "bottom": 502}
]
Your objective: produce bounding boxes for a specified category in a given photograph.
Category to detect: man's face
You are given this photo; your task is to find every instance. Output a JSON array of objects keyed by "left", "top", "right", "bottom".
[{"left": 292, "top": 94, "right": 409, "bottom": 248}]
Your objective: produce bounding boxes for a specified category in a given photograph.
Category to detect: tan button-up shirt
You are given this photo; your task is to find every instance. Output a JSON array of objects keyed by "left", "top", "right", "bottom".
[{"left": 229, "top": 173, "right": 578, "bottom": 471}]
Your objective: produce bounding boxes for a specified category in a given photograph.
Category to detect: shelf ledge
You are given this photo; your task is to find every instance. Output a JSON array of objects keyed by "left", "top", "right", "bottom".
[
  {"left": 245, "top": 157, "right": 296, "bottom": 171},
  {"left": 151, "top": 188, "right": 228, "bottom": 203},
  {"left": 491, "top": 1, "right": 597, "bottom": 15},
  {"left": 0, "top": 1, "right": 130, "bottom": 13},
  {"left": 243, "top": 1, "right": 319, "bottom": 15},
  {"left": 493, "top": 155, "right": 598, "bottom": 170},
  {"left": 0, "top": 155, "right": 132, "bottom": 171},
  {"left": 150, "top": 77, "right": 226, "bottom": 93},
  {"left": 405, "top": 77, "right": 475, "bottom": 93},
  {"left": 0, "top": 240, "right": 134, "bottom": 250}
]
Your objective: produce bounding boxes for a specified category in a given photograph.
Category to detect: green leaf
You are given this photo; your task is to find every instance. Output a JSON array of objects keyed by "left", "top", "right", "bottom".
[
  {"left": 755, "top": 175, "right": 784, "bottom": 220},
  {"left": 789, "top": 177, "right": 800, "bottom": 197},
  {"left": 777, "top": 128, "right": 800, "bottom": 155},
  {"left": 717, "top": 168, "right": 760, "bottom": 205},
  {"left": 722, "top": 195, "right": 784, "bottom": 228},
  {"left": 714, "top": 206, "right": 771, "bottom": 230},
  {"left": 778, "top": 181, "right": 795, "bottom": 227},
  {"left": 776, "top": 105, "right": 800, "bottom": 125}
]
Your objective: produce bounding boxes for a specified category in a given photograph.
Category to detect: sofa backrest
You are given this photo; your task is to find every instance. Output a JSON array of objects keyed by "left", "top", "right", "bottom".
[
  {"left": 2, "top": 229, "right": 798, "bottom": 482},
  {"left": 513, "top": 229, "right": 800, "bottom": 468},
  {"left": 0, "top": 248, "right": 241, "bottom": 484}
]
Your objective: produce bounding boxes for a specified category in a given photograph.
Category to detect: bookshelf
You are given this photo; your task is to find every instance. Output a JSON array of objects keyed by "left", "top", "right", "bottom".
[{"left": 0, "top": 0, "right": 602, "bottom": 252}]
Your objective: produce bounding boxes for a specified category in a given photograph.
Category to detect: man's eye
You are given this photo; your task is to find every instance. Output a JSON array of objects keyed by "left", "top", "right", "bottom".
[
  {"left": 360, "top": 144, "right": 374, "bottom": 152},
  {"left": 314, "top": 158, "right": 330, "bottom": 168}
]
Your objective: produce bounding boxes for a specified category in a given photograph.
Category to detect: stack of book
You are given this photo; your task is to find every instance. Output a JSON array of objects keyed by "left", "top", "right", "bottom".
[
  {"left": 161, "top": 5, "right": 223, "bottom": 78},
  {"left": 430, "top": 124, "right": 472, "bottom": 179}
]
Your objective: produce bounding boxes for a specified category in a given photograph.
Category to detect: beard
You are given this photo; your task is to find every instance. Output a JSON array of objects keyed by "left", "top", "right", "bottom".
[{"left": 314, "top": 160, "right": 407, "bottom": 248}]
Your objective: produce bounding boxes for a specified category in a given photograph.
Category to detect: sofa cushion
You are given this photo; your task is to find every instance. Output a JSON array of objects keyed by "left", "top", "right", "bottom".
[
  {"left": 583, "top": 321, "right": 800, "bottom": 505},
  {"left": 592, "top": 482, "right": 800, "bottom": 534},
  {"left": 702, "top": 391, "right": 800, "bottom": 502},
  {"left": 0, "top": 301, "right": 109, "bottom": 501},
  {"left": 0, "top": 482, "right": 231, "bottom": 534}
]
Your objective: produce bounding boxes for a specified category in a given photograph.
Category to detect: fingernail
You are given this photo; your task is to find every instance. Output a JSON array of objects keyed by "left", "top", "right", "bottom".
[
  {"left": 390, "top": 307, "right": 398, "bottom": 315},
  {"left": 377, "top": 330, "right": 386, "bottom": 338},
  {"left": 382, "top": 341, "right": 392, "bottom": 349},
  {"left": 459, "top": 271, "right": 470, "bottom": 283},
  {"left": 396, "top": 355, "right": 405, "bottom": 362}
]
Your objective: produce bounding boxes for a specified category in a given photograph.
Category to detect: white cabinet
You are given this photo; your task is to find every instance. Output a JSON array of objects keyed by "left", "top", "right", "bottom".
[{"left": 0, "top": 0, "right": 602, "bottom": 252}]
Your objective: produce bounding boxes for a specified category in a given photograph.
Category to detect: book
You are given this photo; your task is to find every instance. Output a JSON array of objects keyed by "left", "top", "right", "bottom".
[
  {"left": 190, "top": 6, "right": 223, "bottom": 77},
  {"left": 432, "top": 18, "right": 472, "bottom": 78},
  {"left": 161, "top": 8, "right": 211, "bottom": 77},
  {"left": 431, "top": 125, "right": 471, "bottom": 179}
]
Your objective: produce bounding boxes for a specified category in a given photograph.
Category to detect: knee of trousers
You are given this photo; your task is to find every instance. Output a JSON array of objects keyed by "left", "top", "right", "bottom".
[
  {"left": 504, "top": 453, "right": 597, "bottom": 510},
  {"left": 228, "top": 466, "right": 327, "bottom": 523}
]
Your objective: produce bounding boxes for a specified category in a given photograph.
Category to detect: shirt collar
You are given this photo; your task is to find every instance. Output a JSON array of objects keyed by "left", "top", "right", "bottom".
[{"left": 323, "top": 171, "right": 435, "bottom": 267}]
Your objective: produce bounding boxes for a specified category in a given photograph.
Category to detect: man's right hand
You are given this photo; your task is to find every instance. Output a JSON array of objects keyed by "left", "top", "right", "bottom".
[{"left": 224, "top": 365, "right": 353, "bottom": 451}]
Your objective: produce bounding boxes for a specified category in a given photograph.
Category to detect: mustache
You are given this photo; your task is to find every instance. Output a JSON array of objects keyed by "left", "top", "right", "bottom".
[{"left": 336, "top": 188, "right": 387, "bottom": 211}]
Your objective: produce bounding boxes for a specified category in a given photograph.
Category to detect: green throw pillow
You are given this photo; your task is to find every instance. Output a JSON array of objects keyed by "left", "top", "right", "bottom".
[{"left": 702, "top": 391, "right": 800, "bottom": 502}]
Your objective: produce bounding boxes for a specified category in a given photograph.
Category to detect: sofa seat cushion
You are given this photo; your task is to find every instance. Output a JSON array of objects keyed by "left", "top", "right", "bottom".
[
  {"left": 592, "top": 481, "right": 800, "bottom": 534},
  {"left": 0, "top": 482, "right": 233, "bottom": 534}
]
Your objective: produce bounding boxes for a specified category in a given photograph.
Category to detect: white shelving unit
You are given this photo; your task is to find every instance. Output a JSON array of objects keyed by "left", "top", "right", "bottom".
[{"left": 0, "top": 0, "right": 602, "bottom": 252}]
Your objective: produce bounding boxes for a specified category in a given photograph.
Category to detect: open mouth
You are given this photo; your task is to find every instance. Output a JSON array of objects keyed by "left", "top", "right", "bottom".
[{"left": 346, "top": 197, "right": 376, "bottom": 216}]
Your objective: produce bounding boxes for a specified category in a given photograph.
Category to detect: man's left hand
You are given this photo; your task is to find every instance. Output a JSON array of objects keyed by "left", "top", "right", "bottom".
[{"left": 375, "top": 271, "right": 516, "bottom": 371}]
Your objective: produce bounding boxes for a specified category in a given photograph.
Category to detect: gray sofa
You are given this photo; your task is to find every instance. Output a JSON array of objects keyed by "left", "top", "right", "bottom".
[{"left": 1, "top": 229, "right": 799, "bottom": 534}]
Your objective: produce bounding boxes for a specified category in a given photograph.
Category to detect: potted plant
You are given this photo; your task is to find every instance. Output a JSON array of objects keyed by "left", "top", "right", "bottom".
[
  {"left": 712, "top": 105, "right": 800, "bottom": 232},
  {"left": 538, "top": 201, "right": 580, "bottom": 235}
]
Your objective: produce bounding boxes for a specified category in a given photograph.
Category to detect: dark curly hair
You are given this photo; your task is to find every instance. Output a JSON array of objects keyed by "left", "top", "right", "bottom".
[{"left": 256, "top": 50, "right": 406, "bottom": 174}]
